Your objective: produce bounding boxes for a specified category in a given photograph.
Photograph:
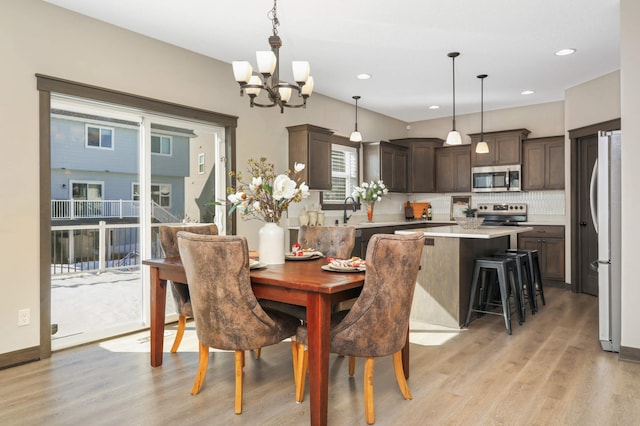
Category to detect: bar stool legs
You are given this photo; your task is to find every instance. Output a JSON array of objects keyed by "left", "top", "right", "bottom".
[
  {"left": 464, "top": 257, "right": 522, "bottom": 335},
  {"left": 507, "top": 249, "right": 545, "bottom": 309}
]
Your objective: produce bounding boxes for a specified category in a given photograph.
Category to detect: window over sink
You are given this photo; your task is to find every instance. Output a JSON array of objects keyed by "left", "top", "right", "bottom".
[{"left": 320, "top": 138, "right": 360, "bottom": 210}]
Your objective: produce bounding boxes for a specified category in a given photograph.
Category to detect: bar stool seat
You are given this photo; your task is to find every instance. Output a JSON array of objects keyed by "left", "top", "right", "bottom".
[
  {"left": 464, "top": 256, "right": 522, "bottom": 334},
  {"left": 506, "top": 248, "right": 545, "bottom": 309}
]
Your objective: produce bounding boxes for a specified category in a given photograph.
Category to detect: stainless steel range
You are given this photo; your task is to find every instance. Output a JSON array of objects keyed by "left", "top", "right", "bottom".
[{"left": 476, "top": 203, "right": 527, "bottom": 226}]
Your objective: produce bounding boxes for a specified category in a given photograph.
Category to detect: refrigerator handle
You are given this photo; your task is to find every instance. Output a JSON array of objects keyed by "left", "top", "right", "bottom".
[{"left": 589, "top": 159, "right": 598, "bottom": 234}]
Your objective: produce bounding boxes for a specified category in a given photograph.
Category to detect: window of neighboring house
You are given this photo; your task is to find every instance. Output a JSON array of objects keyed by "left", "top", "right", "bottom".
[
  {"left": 133, "top": 183, "right": 171, "bottom": 208},
  {"left": 86, "top": 124, "right": 114, "bottom": 149},
  {"left": 198, "top": 153, "right": 205, "bottom": 174},
  {"left": 151, "top": 134, "right": 172, "bottom": 155},
  {"left": 320, "top": 141, "right": 360, "bottom": 210}
]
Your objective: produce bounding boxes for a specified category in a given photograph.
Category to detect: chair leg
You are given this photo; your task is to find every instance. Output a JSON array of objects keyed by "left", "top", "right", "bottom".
[
  {"left": 170, "top": 314, "right": 187, "bottom": 353},
  {"left": 392, "top": 351, "right": 412, "bottom": 400},
  {"left": 191, "top": 342, "right": 209, "bottom": 395},
  {"left": 253, "top": 348, "right": 261, "bottom": 359},
  {"left": 291, "top": 340, "right": 298, "bottom": 386},
  {"left": 294, "top": 342, "right": 308, "bottom": 403},
  {"left": 348, "top": 356, "right": 356, "bottom": 376},
  {"left": 364, "top": 357, "right": 375, "bottom": 425},
  {"left": 235, "top": 350, "right": 244, "bottom": 414}
]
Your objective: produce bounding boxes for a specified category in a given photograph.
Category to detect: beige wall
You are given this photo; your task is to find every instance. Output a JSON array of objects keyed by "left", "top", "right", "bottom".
[
  {"left": 0, "top": 0, "right": 407, "bottom": 354},
  {"left": 620, "top": 0, "right": 640, "bottom": 349}
]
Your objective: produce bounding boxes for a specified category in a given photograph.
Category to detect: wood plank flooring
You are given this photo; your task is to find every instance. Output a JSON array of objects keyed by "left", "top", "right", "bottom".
[{"left": 2, "top": 287, "right": 640, "bottom": 425}]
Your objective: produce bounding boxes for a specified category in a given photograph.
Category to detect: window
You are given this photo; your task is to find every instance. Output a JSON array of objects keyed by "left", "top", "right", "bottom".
[
  {"left": 133, "top": 183, "right": 171, "bottom": 207},
  {"left": 321, "top": 142, "right": 359, "bottom": 209},
  {"left": 198, "top": 153, "right": 205, "bottom": 174},
  {"left": 151, "top": 134, "right": 172, "bottom": 155},
  {"left": 86, "top": 125, "right": 114, "bottom": 149}
]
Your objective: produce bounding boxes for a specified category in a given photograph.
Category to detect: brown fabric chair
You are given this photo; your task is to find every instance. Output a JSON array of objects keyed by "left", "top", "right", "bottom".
[
  {"left": 177, "top": 232, "right": 300, "bottom": 414},
  {"left": 297, "top": 225, "right": 356, "bottom": 258},
  {"left": 158, "top": 224, "right": 218, "bottom": 352},
  {"left": 292, "top": 233, "right": 425, "bottom": 424}
]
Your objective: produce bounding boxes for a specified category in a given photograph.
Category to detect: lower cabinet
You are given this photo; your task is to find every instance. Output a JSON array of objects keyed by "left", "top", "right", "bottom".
[{"left": 517, "top": 225, "right": 565, "bottom": 285}]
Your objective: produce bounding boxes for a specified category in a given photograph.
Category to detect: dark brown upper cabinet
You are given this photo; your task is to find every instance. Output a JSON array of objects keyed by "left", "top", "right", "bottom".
[
  {"left": 434, "top": 145, "right": 471, "bottom": 193},
  {"left": 390, "top": 138, "right": 444, "bottom": 193},
  {"left": 522, "top": 135, "right": 565, "bottom": 190},
  {"left": 469, "top": 129, "right": 530, "bottom": 167},
  {"left": 363, "top": 141, "right": 408, "bottom": 192},
  {"left": 287, "top": 124, "right": 334, "bottom": 190}
]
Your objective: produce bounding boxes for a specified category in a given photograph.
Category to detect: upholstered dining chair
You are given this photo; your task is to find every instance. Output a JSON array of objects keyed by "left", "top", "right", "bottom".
[
  {"left": 177, "top": 232, "right": 300, "bottom": 414},
  {"left": 297, "top": 225, "right": 356, "bottom": 259},
  {"left": 158, "top": 224, "right": 218, "bottom": 353},
  {"left": 292, "top": 233, "right": 425, "bottom": 424}
]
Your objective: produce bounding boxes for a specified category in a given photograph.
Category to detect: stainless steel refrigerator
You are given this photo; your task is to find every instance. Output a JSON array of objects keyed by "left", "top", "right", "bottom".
[{"left": 590, "top": 130, "right": 621, "bottom": 352}]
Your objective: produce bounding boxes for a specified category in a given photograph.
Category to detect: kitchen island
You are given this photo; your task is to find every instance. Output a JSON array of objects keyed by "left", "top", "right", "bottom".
[{"left": 396, "top": 225, "right": 533, "bottom": 328}]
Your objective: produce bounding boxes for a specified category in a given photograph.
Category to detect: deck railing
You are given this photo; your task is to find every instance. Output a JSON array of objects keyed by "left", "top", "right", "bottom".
[
  {"left": 51, "top": 199, "right": 180, "bottom": 222},
  {"left": 50, "top": 221, "right": 169, "bottom": 275}
]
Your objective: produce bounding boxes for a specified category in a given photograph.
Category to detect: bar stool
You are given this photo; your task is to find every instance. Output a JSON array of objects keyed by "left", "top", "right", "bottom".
[
  {"left": 464, "top": 257, "right": 522, "bottom": 334},
  {"left": 506, "top": 248, "right": 545, "bottom": 309},
  {"left": 493, "top": 251, "right": 533, "bottom": 318}
]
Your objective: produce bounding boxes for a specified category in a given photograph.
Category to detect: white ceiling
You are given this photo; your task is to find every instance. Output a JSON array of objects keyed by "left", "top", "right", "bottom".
[{"left": 43, "top": 0, "right": 620, "bottom": 123}]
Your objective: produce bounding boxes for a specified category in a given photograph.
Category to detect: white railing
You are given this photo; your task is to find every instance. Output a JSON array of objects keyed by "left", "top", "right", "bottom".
[{"left": 51, "top": 199, "right": 180, "bottom": 223}]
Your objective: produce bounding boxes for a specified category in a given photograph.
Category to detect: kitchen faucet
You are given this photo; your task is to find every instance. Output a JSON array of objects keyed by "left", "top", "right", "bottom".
[{"left": 343, "top": 196, "right": 358, "bottom": 224}]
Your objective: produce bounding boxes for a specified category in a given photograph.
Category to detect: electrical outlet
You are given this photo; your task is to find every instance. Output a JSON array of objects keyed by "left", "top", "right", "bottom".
[{"left": 18, "top": 309, "right": 30, "bottom": 326}]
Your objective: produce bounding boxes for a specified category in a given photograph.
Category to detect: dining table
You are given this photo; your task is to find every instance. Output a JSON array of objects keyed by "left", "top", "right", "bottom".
[{"left": 142, "top": 256, "right": 410, "bottom": 426}]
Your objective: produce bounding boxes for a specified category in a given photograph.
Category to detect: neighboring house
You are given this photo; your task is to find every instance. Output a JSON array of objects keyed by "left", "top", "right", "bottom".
[{"left": 50, "top": 109, "right": 194, "bottom": 224}]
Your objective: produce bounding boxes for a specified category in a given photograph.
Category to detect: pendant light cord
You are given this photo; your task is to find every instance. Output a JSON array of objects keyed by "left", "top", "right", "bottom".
[{"left": 448, "top": 52, "right": 460, "bottom": 131}]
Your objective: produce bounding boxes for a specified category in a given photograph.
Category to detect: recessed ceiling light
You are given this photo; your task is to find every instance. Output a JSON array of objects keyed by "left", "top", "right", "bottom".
[
  {"left": 429, "top": 105, "right": 440, "bottom": 110},
  {"left": 521, "top": 90, "right": 535, "bottom": 95},
  {"left": 356, "top": 73, "right": 371, "bottom": 80},
  {"left": 555, "top": 48, "right": 576, "bottom": 56}
]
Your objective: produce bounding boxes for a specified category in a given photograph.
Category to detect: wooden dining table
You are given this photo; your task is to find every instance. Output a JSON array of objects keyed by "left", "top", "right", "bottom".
[{"left": 142, "top": 256, "right": 410, "bottom": 426}]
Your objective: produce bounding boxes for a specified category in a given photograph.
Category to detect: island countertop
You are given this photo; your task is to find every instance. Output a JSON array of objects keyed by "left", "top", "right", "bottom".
[{"left": 396, "top": 225, "right": 533, "bottom": 239}]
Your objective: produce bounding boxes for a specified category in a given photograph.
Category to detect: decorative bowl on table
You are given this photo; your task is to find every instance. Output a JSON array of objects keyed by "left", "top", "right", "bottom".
[{"left": 455, "top": 217, "right": 485, "bottom": 229}]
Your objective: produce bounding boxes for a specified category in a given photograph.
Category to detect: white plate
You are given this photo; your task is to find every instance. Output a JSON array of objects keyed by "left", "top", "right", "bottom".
[
  {"left": 321, "top": 265, "right": 365, "bottom": 273},
  {"left": 285, "top": 252, "right": 319, "bottom": 260},
  {"left": 250, "top": 261, "right": 267, "bottom": 270}
]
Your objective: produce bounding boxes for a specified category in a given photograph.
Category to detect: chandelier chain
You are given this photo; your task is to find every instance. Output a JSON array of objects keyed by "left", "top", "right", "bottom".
[{"left": 268, "top": 0, "right": 279, "bottom": 36}]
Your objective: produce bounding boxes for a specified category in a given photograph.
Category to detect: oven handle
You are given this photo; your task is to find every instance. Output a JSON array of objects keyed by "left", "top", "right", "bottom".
[{"left": 505, "top": 167, "right": 510, "bottom": 190}]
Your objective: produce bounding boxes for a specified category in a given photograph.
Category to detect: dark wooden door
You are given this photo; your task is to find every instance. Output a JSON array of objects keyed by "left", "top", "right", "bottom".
[{"left": 578, "top": 135, "right": 599, "bottom": 296}]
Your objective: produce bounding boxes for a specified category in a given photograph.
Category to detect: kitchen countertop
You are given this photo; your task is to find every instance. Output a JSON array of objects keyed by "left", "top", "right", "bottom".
[{"left": 396, "top": 225, "right": 533, "bottom": 239}]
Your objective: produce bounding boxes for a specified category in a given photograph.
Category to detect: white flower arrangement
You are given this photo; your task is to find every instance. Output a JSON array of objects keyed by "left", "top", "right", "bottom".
[
  {"left": 226, "top": 157, "right": 309, "bottom": 224},
  {"left": 352, "top": 180, "right": 389, "bottom": 203}
]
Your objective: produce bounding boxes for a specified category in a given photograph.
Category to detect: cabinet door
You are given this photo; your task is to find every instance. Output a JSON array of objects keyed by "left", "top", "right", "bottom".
[
  {"left": 408, "top": 143, "right": 436, "bottom": 193},
  {"left": 453, "top": 147, "right": 471, "bottom": 192},
  {"left": 393, "top": 148, "right": 408, "bottom": 192},
  {"left": 522, "top": 141, "right": 546, "bottom": 190},
  {"left": 435, "top": 148, "right": 455, "bottom": 193},
  {"left": 307, "top": 131, "right": 332, "bottom": 189},
  {"left": 495, "top": 134, "right": 521, "bottom": 165},
  {"left": 541, "top": 238, "right": 565, "bottom": 281},
  {"left": 546, "top": 139, "right": 565, "bottom": 189},
  {"left": 379, "top": 144, "right": 395, "bottom": 188}
]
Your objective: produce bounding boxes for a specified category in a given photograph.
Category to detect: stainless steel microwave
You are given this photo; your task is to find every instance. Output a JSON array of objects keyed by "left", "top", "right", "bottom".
[{"left": 471, "top": 164, "right": 521, "bottom": 192}]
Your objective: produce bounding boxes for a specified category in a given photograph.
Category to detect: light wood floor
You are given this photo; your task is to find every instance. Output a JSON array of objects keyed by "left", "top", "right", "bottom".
[{"left": 2, "top": 287, "right": 640, "bottom": 425}]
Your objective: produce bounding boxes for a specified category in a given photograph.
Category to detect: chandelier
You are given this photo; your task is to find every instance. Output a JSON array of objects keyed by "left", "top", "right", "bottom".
[{"left": 231, "top": 0, "right": 314, "bottom": 113}]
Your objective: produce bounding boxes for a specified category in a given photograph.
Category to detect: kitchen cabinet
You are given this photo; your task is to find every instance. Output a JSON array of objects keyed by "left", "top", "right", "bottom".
[
  {"left": 287, "top": 124, "right": 334, "bottom": 190},
  {"left": 522, "top": 136, "right": 565, "bottom": 190},
  {"left": 469, "top": 128, "right": 530, "bottom": 167},
  {"left": 517, "top": 225, "right": 565, "bottom": 285},
  {"left": 435, "top": 145, "right": 471, "bottom": 193},
  {"left": 363, "top": 141, "right": 408, "bottom": 192},
  {"left": 390, "top": 138, "right": 444, "bottom": 193}
]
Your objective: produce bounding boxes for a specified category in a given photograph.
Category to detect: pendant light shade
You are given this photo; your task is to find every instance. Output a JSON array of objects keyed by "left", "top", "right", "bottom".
[
  {"left": 350, "top": 95, "right": 362, "bottom": 142},
  {"left": 476, "top": 74, "right": 490, "bottom": 154},
  {"left": 445, "top": 52, "right": 462, "bottom": 145}
]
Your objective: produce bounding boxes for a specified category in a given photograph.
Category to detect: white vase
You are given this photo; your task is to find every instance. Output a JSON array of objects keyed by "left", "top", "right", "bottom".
[{"left": 259, "top": 222, "right": 285, "bottom": 265}]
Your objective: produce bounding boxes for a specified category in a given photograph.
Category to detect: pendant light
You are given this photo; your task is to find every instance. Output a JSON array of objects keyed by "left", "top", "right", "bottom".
[
  {"left": 349, "top": 95, "right": 363, "bottom": 142},
  {"left": 445, "top": 52, "right": 462, "bottom": 145},
  {"left": 476, "top": 74, "right": 490, "bottom": 154}
]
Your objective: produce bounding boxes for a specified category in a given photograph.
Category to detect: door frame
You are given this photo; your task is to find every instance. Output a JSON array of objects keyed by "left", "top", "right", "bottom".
[
  {"left": 37, "top": 74, "right": 237, "bottom": 360},
  {"left": 569, "top": 118, "right": 620, "bottom": 293}
]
